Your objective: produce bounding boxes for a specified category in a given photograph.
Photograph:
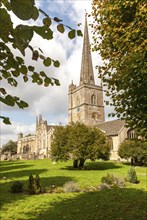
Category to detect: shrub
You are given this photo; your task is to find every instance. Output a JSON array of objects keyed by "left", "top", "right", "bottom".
[
  {"left": 53, "top": 186, "right": 63, "bottom": 193},
  {"left": 113, "top": 176, "right": 125, "bottom": 188},
  {"left": 127, "top": 167, "right": 140, "bottom": 184},
  {"left": 101, "top": 173, "right": 115, "bottom": 186},
  {"left": 98, "top": 183, "right": 111, "bottom": 191},
  {"left": 10, "top": 181, "right": 24, "bottom": 193},
  {"left": 63, "top": 181, "right": 79, "bottom": 193},
  {"left": 101, "top": 173, "right": 125, "bottom": 188},
  {"left": 28, "top": 174, "right": 42, "bottom": 194}
]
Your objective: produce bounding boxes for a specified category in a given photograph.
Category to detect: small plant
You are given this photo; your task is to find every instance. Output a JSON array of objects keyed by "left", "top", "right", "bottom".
[
  {"left": 113, "top": 176, "right": 125, "bottom": 188},
  {"left": 127, "top": 167, "right": 140, "bottom": 184},
  {"left": 98, "top": 183, "right": 111, "bottom": 191},
  {"left": 53, "top": 186, "right": 63, "bottom": 193},
  {"left": 101, "top": 173, "right": 125, "bottom": 188},
  {"left": 82, "top": 186, "right": 97, "bottom": 192},
  {"left": 28, "top": 174, "right": 42, "bottom": 194},
  {"left": 63, "top": 181, "right": 79, "bottom": 193},
  {"left": 10, "top": 181, "right": 24, "bottom": 193},
  {"left": 44, "top": 185, "right": 63, "bottom": 194},
  {"left": 101, "top": 173, "right": 115, "bottom": 186}
]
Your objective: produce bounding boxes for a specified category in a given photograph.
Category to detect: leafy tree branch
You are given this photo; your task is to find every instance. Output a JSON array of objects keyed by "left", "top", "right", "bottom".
[
  {"left": 0, "top": 0, "right": 83, "bottom": 124},
  {"left": 91, "top": 0, "right": 147, "bottom": 136}
]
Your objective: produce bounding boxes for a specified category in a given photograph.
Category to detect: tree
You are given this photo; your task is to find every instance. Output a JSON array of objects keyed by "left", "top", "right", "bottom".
[
  {"left": 0, "top": 0, "right": 82, "bottom": 124},
  {"left": 118, "top": 139, "right": 147, "bottom": 166},
  {"left": 1, "top": 140, "right": 17, "bottom": 155},
  {"left": 91, "top": 0, "right": 147, "bottom": 136},
  {"left": 50, "top": 123, "right": 110, "bottom": 168},
  {"left": 50, "top": 125, "right": 70, "bottom": 162}
]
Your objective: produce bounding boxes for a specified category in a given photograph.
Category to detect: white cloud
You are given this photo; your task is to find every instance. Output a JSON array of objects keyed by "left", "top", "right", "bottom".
[{"left": 0, "top": 121, "right": 36, "bottom": 147}]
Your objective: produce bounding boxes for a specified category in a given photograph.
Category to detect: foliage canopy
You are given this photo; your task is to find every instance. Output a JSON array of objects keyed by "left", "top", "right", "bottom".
[
  {"left": 91, "top": 0, "right": 147, "bottom": 136},
  {"left": 50, "top": 123, "right": 110, "bottom": 168},
  {"left": 1, "top": 140, "right": 17, "bottom": 154},
  {"left": 0, "top": 0, "right": 82, "bottom": 124},
  {"left": 118, "top": 139, "right": 147, "bottom": 166}
]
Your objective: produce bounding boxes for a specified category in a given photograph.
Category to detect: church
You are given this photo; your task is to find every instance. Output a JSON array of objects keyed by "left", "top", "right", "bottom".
[{"left": 17, "top": 16, "right": 133, "bottom": 160}]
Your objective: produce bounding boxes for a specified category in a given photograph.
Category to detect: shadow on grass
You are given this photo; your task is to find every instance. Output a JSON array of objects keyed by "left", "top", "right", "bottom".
[
  {"left": 24, "top": 188, "right": 147, "bottom": 220},
  {"left": 41, "top": 176, "right": 76, "bottom": 187},
  {"left": 0, "top": 164, "right": 34, "bottom": 173},
  {"left": 61, "top": 161, "right": 121, "bottom": 171},
  {"left": 122, "top": 161, "right": 147, "bottom": 167},
  {"left": 0, "top": 160, "right": 26, "bottom": 167},
  {"left": 0, "top": 168, "right": 48, "bottom": 208},
  {"left": 0, "top": 175, "right": 75, "bottom": 209},
  {"left": 0, "top": 168, "right": 49, "bottom": 179},
  {"left": 85, "top": 161, "right": 122, "bottom": 170}
]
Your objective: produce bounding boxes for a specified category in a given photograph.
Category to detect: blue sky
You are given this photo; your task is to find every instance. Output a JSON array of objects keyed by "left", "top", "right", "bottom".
[{"left": 1, "top": 0, "right": 114, "bottom": 146}]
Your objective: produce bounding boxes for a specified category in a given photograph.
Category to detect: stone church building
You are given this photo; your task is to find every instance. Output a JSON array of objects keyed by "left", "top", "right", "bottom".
[
  {"left": 17, "top": 16, "right": 133, "bottom": 160},
  {"left": 17, "top": 115, "right": 56, "bottom": 159}
]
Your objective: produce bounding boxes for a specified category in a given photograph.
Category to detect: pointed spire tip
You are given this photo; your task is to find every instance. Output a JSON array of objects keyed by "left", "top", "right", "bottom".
[{"left": 85, "top": 9, "right": 88, "bottom": 17}]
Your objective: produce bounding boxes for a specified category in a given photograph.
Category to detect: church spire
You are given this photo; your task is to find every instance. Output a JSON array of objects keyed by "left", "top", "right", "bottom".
[{"left": 80, "top": 14, "right": 95, "bottom": 85}]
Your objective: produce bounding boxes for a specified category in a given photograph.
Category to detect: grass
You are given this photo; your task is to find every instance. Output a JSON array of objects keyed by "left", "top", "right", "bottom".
[{"left": 0, "top": 159, "right": 146, "bottom": 220}]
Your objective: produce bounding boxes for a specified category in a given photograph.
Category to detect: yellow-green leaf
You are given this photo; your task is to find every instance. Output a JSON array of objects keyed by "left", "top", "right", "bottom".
[
  {"left": 20, "top": 65, "right": 27, "bottom": 74},
  {"left": 57, "top": 24, "right": 65, "bottom": 33},
  {"left": 68, "top": 30, "right": 76, "bottom": 39},
  {"left": 53, "top": 60, "right": 60, "bottom": 68},
  {"left": 0, "top": 116, "right": 11, "bottom": 124},
  {"left": 32, "top": 6, "right": 39, "bottom": 20},
  {"left": 23, "top": 75, "right": 28, "bottom": 82},
  {"left": 32, "top": 50, "right": 39, "bottom": 61},
  {"left": 43, "top": 58, "right": 51, "bottom": 67},
  {"left": 43, "top": 17, "right": 52, "bottom": 27},
  {"left": 10, "top": 0, "right": 34, "bottom": 20},
  {"left": 77, "top": 30, "right": 83, "bottom": 37}
]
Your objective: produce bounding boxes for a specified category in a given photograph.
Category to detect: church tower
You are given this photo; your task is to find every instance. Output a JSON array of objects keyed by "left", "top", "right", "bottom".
[{"left": 68, "top": 14, "right": 105, "bottom": 125}]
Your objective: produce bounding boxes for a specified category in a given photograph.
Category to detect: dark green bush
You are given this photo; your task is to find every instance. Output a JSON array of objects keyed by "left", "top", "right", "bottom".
[
  {"left": 10, "top": 181, "right": 23, "bottom": 193},
  {"left": 28, "top": 174, "right": 42, "bottom": 194},
  {"left": 127, "top": 167, "right": 140, "bottom": 184},
  {"left": 118, "top": 140, "right": 147, "bottom": 166}
]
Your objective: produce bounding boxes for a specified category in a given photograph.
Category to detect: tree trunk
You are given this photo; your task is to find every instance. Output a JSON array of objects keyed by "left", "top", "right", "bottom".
[
  {"left": 131, "top": 158, "right": 134, "bottom": 166},
  {"left": 73, "top": 159, "right": 78, "bottom": 168},
  {"left": 134, "top": 157, "right": 138, "bottom": 166},
  {"left": 79, "top": 158, "right": 85, "bottom": 168}
]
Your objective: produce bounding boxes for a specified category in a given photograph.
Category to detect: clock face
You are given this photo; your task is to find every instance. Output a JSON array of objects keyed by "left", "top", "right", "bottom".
[{"left": 77, "top": 107, "right": 80, "bottom": 112}]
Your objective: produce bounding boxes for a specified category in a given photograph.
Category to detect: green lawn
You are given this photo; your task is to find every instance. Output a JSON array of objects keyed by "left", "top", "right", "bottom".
[{"left": 0, "top": 159, "right": 146, "bottom": 220}]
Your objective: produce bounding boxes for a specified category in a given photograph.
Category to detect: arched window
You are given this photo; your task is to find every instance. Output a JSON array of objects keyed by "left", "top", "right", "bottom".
[
  {"left": 77, "top": 107, "right": 80, "bottom": 112},
  {"left": 127, "top": 129, "right": 137, "bottom": 139},
  {"left": 23, "top": 145, "right": 29, "bottom": 154},
  {"left": 91, "top": 94, "right": 96, "bottom": 105}
]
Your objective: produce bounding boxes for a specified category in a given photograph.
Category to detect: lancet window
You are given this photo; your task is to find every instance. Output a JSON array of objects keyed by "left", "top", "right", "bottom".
[{"left": 91, "top": 94, "right": 96, "bottom": 105}]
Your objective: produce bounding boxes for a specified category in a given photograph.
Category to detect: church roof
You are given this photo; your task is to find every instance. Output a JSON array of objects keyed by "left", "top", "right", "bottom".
[
  {"left": 47, "top": 125, "right": 56, "bottom": 131},
  {"left": 96, "top": 119, "right": 126, "bottom": 136}
]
